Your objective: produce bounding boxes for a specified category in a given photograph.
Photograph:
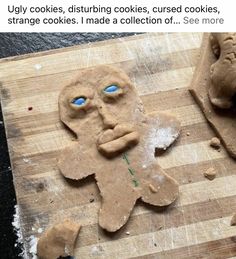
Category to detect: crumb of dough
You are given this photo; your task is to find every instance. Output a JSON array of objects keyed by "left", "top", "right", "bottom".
[
  {"left": 203, "top": 167, "right": 217, "bottom": 180},
  {"left": 149, "top": 184, "right": 158, "bottom": 193},
  {"left": 186, "top": 132, "right": 190, "bottom": 136},
  {"left": 230, "top": 213, "right": 236, "bottom": 226},
  {"left": 210, "top": 137, "right": 221, "bottom": 149}
]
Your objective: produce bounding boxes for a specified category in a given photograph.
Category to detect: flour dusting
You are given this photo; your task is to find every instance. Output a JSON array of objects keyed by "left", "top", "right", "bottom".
[
  {"left": 142, "top": 123, "right": 179, "bottom": 167},
  {"left": 28, "top": 235, "right": 38, "bottom": 259},
  {"left": 34, "top": 64, "right": 42, "bottom": 70},
  {"left": 12, "top": 205, "right": 39, "bottom": 259},
  {"left": 151, "top": 127, "right": 178, "bottom": 150},
  {"left": 37, "top": 228, "right": 43, "bottom": 234},
  {"left": 12, "top": 205, "right": 26, "bottom": 258},
  {"left": 12, "top": 205, "right": 22, "bottom": 241},
  {"left": 91, "top": 245, "right": 104, "bottom": 256}
]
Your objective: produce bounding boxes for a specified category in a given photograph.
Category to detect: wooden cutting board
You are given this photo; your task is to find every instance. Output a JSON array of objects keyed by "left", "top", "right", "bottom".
[{"left": 1, "top": 32, "right": 236, "bottom": 258}]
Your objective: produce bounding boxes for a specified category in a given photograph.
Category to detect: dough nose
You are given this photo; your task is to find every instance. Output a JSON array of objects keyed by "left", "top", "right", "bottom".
[{"left": 97, "top": 103, "right": 117, "bottom": 129}]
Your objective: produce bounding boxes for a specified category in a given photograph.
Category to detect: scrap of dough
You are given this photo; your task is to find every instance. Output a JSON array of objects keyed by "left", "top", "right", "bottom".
[
  {"left": 189, "top": 33, "right": 236, "bottom": 159},
  {"left": 209, "top": 137, "right": 221, "bottom": 149},
  {"left": 231, "top": 213, "right": 236, "bottom": 226},
  {"left": 37, "top": 219, "right": 80, "bottom": 259},
  {"left": 203, "top": 167, "right": 217, "bottom": 181}
]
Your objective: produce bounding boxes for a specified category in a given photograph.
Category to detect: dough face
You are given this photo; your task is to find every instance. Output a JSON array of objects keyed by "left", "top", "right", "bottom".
[
  {"left": 59, "top": 65, "right": 142, "bottom": 157},
  {"left": 58, "top": 65, "right": 181, "bottom": 232}
]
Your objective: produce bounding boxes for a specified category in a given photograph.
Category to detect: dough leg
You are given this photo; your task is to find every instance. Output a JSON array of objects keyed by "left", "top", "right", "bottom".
[
  {"left": 98, "top": 187, "right": 138, "bottom": 232},
  {"left": 139, "top": 163, "right": 179, "bottom": 207}
]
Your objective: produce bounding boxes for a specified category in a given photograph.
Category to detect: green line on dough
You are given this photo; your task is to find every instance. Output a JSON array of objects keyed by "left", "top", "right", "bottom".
[
  {"left": 132, "top": 179, "right": 139, "bottom": 187},
  {"left": 123, "top": 153, "right": 130, "bottom": 165},
  {"left": 128, "top": 168, "right": 134, "bottom": 176},
  {"left": 122, "top": 153, "right": 138, "bottom": 187}
]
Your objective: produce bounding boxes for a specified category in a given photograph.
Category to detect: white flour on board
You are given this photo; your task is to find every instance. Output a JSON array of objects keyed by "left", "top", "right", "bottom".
[
  {"left": 12, "top": 205, "right": 38, "bottom": 259},
  {"left": 28, "top": 235, "right": 38, "bottom": 259},
  {"left": 12, "top": 205, "right": 26, "bottom": 258}
]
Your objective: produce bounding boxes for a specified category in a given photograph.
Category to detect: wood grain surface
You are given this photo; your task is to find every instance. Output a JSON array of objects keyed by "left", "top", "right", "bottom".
[{"left": 1, "top": 32, "right": 236, "bottom": 258}]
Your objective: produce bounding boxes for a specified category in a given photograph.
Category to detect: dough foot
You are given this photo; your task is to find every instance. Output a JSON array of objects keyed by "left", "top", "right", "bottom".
[{"left": 139, "top": 164, "right": 179, "bottom": 206}]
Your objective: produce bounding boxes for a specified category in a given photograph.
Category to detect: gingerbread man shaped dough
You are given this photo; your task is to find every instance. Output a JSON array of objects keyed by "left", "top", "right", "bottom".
[{"left": 58, "top": 65, "right": 180, "bottom": 232}]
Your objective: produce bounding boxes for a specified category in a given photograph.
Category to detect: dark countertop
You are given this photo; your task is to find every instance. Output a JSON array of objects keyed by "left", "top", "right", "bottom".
[{"left": 0, "top": 32, "right": 136, "bottom": 259}]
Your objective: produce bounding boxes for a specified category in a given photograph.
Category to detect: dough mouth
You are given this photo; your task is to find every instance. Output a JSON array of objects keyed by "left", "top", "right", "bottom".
[{"left": 97, "top": 124, "right": 140, "bottom": 157}]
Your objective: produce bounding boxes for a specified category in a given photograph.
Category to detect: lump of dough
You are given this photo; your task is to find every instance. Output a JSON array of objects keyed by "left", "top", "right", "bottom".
[
  {"left": 203, "top": 167, "right": 217, "bottom": 181},
  {"left": 37, "top": 219, "right": 81, "bottom": 259},
  {"left": 209, "top": 137, "right": 221, "bottom": 149},
  {"left": 231, "top": 213, "right": 236, "bottom": 226}
]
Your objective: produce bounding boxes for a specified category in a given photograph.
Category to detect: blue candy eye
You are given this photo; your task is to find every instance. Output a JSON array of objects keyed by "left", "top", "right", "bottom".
[
  {"left": 72, "top": 97, "right": 86, "bottom": 106},
  {"left": 104, "top": 85, "right": 119, "bottom": 93}
]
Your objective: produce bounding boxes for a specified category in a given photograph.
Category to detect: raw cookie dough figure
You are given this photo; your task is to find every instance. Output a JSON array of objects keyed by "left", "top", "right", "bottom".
[
  {"left": 58, "top": 65, "right": 180, "bottom": 232},
  {"left": 209, "top": 33, "right": 236, "bottom": 109},
  {"left": 189, "top": 33, "right": 236, "bottom": 159}
]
